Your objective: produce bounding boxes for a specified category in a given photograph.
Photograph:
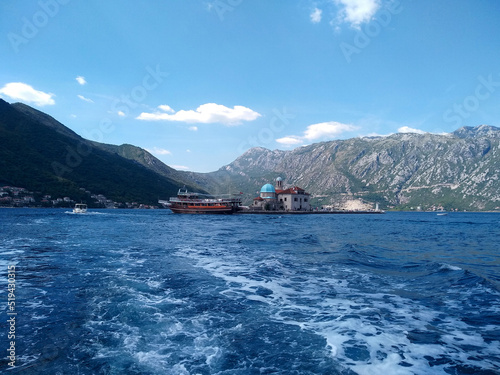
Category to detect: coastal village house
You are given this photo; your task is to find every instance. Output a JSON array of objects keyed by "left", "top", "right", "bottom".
[{"left": 253, "top": 177, "right": 311, "bottom": 211}]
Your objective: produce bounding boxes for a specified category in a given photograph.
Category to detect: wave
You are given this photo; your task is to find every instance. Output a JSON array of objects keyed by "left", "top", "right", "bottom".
[
  {"left": 438, "top": 263, "right": 462, "bottom": 271},
  {"left": 4, "top": 210, "right": 499, "bottom": 374},
  {"left": 64, "top": 211, "right": 109, "bottom": 215},
  {"left": 174, "top": 243, "right": 500, "bottom": 374}
]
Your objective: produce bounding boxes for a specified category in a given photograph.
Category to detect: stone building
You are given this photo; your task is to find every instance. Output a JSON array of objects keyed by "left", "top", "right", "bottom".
[{"left": 252, "top": 177, "right": 311, "bottom": 211}]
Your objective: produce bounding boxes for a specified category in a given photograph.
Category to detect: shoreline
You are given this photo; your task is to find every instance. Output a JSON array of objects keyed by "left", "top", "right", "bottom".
[
  {"left": 236, "top": 210, "right": 385, "bottom": 215},
  {"left": 0, "top": 206, "right": 383, "bottom": 214}
]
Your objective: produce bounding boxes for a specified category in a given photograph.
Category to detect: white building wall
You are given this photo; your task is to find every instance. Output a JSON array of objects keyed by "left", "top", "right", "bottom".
[{"left": 278, "top": 193, "right": 311, "bottom": 211}]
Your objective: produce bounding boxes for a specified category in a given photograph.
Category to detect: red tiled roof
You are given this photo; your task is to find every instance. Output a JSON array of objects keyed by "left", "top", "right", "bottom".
[{"left": 276, "top": 186, "right": 309, "bottom": 195}]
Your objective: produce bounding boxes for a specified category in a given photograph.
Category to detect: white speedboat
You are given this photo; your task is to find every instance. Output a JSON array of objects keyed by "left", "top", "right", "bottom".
[{"left": 73, "top": 203, "right": 87, "bottom": 214}]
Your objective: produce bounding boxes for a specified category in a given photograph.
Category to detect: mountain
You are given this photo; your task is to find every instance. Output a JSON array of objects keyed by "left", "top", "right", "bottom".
[
  {"left": 0, "top": 99, "right": 200, "bottom": 206},
  {"left": 92, "top": 142, "right": 208, "bottom": 192},
  {"left": 203, "top": 126, "right": 500, "bottom": 211},
  {"left": 2, "top": 99, "right": 499, "bottom": 211}
]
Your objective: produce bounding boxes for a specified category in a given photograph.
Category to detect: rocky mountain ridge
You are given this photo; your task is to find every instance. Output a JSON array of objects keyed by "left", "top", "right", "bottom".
[
  {"left": 203, "top": 125, "right": 500, "bottom": 211},
  {"left": 2, "top": 100, "right": 499, "bottom": 210}
]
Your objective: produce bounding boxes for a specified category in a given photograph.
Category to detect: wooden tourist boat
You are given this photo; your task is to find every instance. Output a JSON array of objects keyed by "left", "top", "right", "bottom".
[{"left": 161, "top": 188, "right": 242, "bottom": 214}]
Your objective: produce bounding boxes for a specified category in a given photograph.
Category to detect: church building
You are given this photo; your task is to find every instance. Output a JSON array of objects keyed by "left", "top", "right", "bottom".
[{"left": 252, "top": 177, "right": 311, "bottom": 211}]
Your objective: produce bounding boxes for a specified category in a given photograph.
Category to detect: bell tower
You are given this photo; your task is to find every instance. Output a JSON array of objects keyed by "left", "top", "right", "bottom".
[{"left": 275, "top": 177, "right": 283, "bottom": 190}]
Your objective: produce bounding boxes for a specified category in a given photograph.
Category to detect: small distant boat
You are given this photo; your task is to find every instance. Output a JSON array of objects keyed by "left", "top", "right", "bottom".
[
  {"left": 161, "top": 188, "right": 241, "bottom": 214},
  {"left": 73, "top": 203, "right": 87, "bottom": 214},
  {"left": 437, "top": 212, "right": 448, "bottom": 216}
]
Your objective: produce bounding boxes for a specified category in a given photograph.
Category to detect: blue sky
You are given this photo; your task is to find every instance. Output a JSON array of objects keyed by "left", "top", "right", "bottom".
[{"left": 1, "top": 0, "right": 500, "bottom": 172}]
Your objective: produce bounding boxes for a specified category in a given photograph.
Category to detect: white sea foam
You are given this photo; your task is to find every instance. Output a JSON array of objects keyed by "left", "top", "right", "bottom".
[
  {"left": 64, "top": 211, "right": 108, "bottom": 215},
  {"left": 147, "top": 279, "right": 162, "bottom": 289},
  {"left": 439, "top": 263, "right": 462, "bottom": 271},
  {"left": 353, "top": 353, "right": 413, "bottom": 375},
  {"left": 82, "top": 262, "right": 228, "bottom": 374},
  {"left": 174, "top": 244, "right": 500, "bottom": 374},
  {"left": 31, "top": 313, "right": 48, "bottom": 320}
]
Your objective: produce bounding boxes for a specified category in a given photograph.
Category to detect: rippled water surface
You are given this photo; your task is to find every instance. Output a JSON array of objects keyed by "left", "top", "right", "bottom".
[{"left": 1, "top": 209, "right": 499, "bottom": 374}]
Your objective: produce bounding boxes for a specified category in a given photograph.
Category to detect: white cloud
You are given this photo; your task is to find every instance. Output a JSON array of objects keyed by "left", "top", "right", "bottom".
[
  {"left": 396, "top": 127, "right": 450, "bottom": 136},
  {"left": 117, "top": 111, "right": 126, "bottom": 117},
  {"left": 276, "top": 136, "right": 303, "bottom": 145},
  {"left": 360, "top": 132, "right": 393, "bottom": 138},
  {"left": 77, "top": 94, "right": 94, "bottom": 103},
  {"left": 188, "top": 126, "right": 198, "bottom": 131},
  {"left": 136, "top": 103, "right": 261, "bottom": 126},
  {"left": 310, "top": 7, "right": 322, "bottom": 23},
  {"left": 304, "top": 121, "right": 359, "bottom": 140},
  {"left": 146, "top": 147, "right": 172, "bottom": 155},
  {"left": 76, "top": 76, "right": 87, "bottom": 85},
  {"left": 158, "top": 104, "right": 174, "bottom": 113},
  {"left": 0, "top": 82, "right": 55, "bottom": 106},
  {"left": 397, "top": 126, "right": 426, "bottom": 134},
  {"left": 277, "top": 121, "right": 358, "bottom": 146},
  {"left": 172, "top": 165, "right": 190, "bottom": 171},
  {"left": 335, "top": 0, "right": 380, "bottom": 28}
]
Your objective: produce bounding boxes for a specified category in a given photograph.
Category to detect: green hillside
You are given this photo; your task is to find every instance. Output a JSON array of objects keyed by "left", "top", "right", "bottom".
[{"left": 0, "top": 99, "right": 196, "bottom": 206}]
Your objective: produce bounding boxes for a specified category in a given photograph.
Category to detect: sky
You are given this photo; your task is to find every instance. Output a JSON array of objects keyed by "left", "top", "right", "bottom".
[{"left": 1, "top": 0, "right": 500, "bottom": 172}]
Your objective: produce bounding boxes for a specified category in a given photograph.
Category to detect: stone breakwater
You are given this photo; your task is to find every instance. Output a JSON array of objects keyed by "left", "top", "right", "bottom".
[{"left": 237, "top": 210, "right": 384, "bottom": 215}]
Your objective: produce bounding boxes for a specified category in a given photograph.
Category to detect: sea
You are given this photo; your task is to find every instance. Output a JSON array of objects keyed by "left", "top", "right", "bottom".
[{"left": 0, "top": 209, "right": 499, "bottom": 375}]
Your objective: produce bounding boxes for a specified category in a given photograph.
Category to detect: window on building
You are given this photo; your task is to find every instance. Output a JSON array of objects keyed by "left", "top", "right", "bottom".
[
  {"left": 304, "top": 198, "right": 308, "bottom": 202},
  {"left": 294, "top": 198, "right": 298, "bottom": 202}
]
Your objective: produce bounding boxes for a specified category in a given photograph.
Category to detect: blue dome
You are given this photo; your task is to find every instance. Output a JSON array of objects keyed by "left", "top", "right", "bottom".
[
  {"left": 276, "top": 177, "right": 283, "bottom": 181},
  {"left": 260, "top": 184, "right": 276, "bottom": 193}
]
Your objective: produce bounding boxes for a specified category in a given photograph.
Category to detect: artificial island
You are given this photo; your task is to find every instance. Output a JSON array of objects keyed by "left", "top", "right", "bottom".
[{"left": 160, "top": 177, "right": 383, "bottom": 214}]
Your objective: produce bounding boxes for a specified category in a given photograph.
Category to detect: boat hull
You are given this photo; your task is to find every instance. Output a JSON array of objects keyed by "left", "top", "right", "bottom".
[
  {"left": 161, "top": 188, "right": 242, "bottom": 214},
  {"left": 73, "top": 204, "right": 87, "bottom": 214},
  {"left": 169, "top": 204, "right": 236, "bottom": 214}
]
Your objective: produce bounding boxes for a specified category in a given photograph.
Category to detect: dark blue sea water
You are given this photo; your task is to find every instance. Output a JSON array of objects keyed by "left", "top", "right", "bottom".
[{"left": 1, "top": 209, "right": 499, "bottom": 374}]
